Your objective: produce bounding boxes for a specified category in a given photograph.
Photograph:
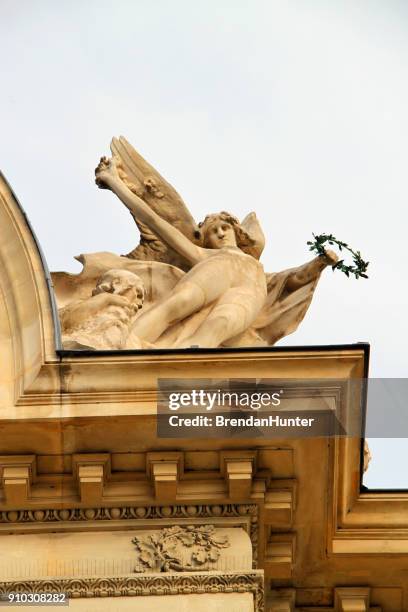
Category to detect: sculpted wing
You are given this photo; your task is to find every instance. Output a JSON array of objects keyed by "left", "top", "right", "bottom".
[
  {"left": 110, "top": 136, "right": 200, "bottom": 270},
  {"left": 240, "top": 212, "right": 265, "bottom": 259}
]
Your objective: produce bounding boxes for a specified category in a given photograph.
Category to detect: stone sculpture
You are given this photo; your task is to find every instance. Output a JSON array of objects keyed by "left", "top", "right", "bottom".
[
  {"left": 59, "top": 269, "right": 144, "bottom": 349},
  {"left": 132, "top": 525, "right": 230, "bottom": 572},
  {"left": 52, "top": 137, "right": 338, "bottom": 350}
]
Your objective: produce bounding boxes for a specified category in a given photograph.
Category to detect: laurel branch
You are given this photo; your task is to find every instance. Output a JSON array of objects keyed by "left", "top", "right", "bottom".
[{"left": 307, "top": 234, "right": 369, "bottom": 279}]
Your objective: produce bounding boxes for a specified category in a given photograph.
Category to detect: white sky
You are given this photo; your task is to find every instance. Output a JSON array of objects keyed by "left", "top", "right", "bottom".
[{"left": 1, "top": 0, "right": 407, "bottom": 487}]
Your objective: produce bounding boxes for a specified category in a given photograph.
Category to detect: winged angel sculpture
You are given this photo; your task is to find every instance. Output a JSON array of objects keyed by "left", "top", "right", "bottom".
[{"left": 53, "top": 137, "right": 338, "bottom": 350}]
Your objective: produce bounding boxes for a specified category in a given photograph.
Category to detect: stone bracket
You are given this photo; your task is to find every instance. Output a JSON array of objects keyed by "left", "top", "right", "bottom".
[
  {"left": 335, "top": 587, "right": 371, "bottom": 611},
  {"left": 264, "top": 533, "right": 295, "bottom": 579},
  {"left": 72, "top": 454, "right": 111, "bottom": 505},
  {"left": 267, "top": 588, "right": 295, "bottom": 611},
  {"left": 146, "top": 452, "right": 184, "bottom": 502},
  {"left": 0, "top": 455, "right": 36, "bottom": 507},
  {"left": 264, "top": 479, "right": 297, "bottom": 529},
  {"left": 220, "top": 451, "right": 256, "bottom": 500},
  {"left": 0, "top": 450, "right": 289, "bottom": 509}
]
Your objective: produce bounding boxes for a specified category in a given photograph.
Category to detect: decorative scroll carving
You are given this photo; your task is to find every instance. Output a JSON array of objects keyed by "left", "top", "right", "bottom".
[
  {"left": 133, "top": 525, "right": 230, "bottom": 572},
  {"left": 0, "top": 572, "right": 264, "bottom": 611}
]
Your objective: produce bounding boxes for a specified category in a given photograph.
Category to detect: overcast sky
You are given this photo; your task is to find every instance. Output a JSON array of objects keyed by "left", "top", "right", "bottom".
[{"left": 1, "top": 0, "right": 407, "bottom": 487}]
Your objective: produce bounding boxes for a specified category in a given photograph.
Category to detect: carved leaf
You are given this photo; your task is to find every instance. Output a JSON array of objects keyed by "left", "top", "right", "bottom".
[
  {"left": 197, "top": 525, "right": 213, "bottom": 533},
  {"left": 192, "top": 549, "right": 207, "bottom": 564},
  {"left": 178, "top": 532, "right": 195, "bottom": 547},
  {"left": 164, "top": 543, "right": 179, "bottom": 558},
  {"left": 208, "top": 548, "right": 221, "bottom": 562},
  {"left": 165, "top": 526, "right": 182, "bottom": 536},
  {"left": 211, "top": 533, "right": 230, "bottom": 547},
  {"left": 139, "top": 550, "right": 156, "bottom": 569},
  {"left": 149, "top": 533, "right": 160, "bottom": 545}
]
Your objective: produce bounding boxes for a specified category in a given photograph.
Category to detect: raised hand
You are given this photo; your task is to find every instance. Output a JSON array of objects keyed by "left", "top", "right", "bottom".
[
  {"left": 322, "top": 249, "right": 339, "bottom": 267},
  {"left": 95, "top": 156, "right": 122, "bottom": 189}
]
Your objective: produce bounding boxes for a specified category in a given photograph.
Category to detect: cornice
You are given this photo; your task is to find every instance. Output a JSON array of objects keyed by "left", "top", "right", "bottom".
[{"left": 12, "top": 349, "right": 365, "bottom": 420}]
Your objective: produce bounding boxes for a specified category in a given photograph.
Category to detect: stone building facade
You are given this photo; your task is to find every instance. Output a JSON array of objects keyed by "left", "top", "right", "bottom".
[{"left": 0, "top": 172, "right": 407, "bottom": 610}]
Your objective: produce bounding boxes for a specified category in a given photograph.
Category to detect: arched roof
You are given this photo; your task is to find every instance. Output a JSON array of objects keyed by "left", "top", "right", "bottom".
[{"left": 0, "top": 171, "right": 60, "bottom": 404}]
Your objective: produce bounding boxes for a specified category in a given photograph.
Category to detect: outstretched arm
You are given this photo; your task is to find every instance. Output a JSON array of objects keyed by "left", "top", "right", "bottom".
[
  {"left": 95, "top": 157, "right": 206, "bottom": 267},
  {"left": 285, "top": 251, "right": 338, "bottom": 291}
]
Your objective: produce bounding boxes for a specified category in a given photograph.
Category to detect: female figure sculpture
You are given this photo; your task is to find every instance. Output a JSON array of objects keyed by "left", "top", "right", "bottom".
[{"left": 94, "top": 150, "right": 337, "bottom": 349}]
